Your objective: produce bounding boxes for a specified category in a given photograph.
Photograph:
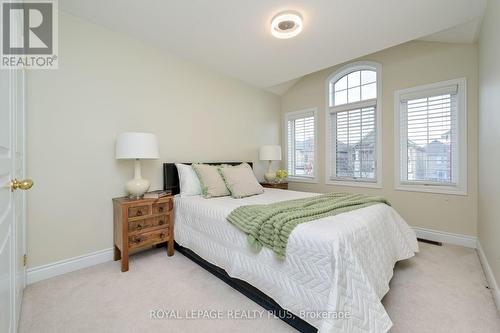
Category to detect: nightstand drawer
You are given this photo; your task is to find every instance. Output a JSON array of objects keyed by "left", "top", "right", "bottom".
[
  {"left": 128, "top": 205, "right": 149, "bottom": 217},
  {"left": 153, "top": 200, "right": 172, "bottom": 214},
  {"left": 129, "top": 228, "right": 168, "bottom": 249},
  {"left": 154, "top": 215, "right": 169, "bottom": 227},
  {"left": 128, "top": 217, "right": 154, "bottom": 233},
  {"left": 128, "top": 215, "right": 169, "bottom": 233}
]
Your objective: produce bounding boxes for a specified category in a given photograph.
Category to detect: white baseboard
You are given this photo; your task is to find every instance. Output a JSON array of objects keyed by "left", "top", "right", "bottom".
[
  {"left": 27, "top": 248, "right": 114, "bottom": 285},
  {"left": 477, "top": 241, "right": 500, "bottom": 315},
  {"left": 413, "top": 226, "right": 477, "bottom": 248},
  {"left": 24, "top": 228, "right": 478, "bottom": 285}
]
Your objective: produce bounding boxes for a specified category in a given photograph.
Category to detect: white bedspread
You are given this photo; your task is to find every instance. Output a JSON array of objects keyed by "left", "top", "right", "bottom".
[{"left": 174, "top": 188, "right": 418, "bottom": 332}]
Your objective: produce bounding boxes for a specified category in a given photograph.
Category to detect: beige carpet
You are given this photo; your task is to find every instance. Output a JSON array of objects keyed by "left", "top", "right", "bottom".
[{"left": 20, "top": 242, "right": 500, "bottom": 333}]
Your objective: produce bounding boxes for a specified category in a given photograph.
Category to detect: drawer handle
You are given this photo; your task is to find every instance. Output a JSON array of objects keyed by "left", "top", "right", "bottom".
[
  {"left": 132, "top": 236, "right": 142, "bottom": 244},
  {"left": 160, "top": 232, "right": 166, "bottom": 238},
  {"left": 136, "top": 224, "right": 143, "bottom": 230},
  {"left": 158, "top": 220, "right": 164, "bottom": 225},
  {"left": 159, "top": 207, "right": 164, "bottom": 212},
  {"left": 136, "top": 210, "right": 143, "bottom": 216}
]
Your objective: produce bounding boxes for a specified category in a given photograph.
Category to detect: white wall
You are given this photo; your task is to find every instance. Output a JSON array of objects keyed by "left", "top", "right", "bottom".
[
  {"left": 478, "top": 0, "right": 500, "bottom": 296},
  {"left": 26, "top": 12, "right": 281, "bottom": 268},
  {"left": 281, "top": 41, "right": 479, "bottom": 237}
]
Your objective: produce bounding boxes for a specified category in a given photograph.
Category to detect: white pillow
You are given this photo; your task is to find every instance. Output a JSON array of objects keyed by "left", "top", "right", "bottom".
[
  {"left": 192, "top": 164, "right": 230, "bottom": 198},
  {"left": 218, "top": 163, "right": 264, "bottom": 199},
  {"left": 175, "top": 163, "right": 202, "bottom": 197}
]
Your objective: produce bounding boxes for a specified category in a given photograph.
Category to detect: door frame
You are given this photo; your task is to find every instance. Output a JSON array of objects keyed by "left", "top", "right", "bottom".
[{"left": 15, "top": 68, "right": 27, "bottom": 329}]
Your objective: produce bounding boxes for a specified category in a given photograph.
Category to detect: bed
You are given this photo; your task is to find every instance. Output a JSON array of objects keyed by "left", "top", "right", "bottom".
[{"left": 164, "top": 163, "right": 418, "bottom": 333}]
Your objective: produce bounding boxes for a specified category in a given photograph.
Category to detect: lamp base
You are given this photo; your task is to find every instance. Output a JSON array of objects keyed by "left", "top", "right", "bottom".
[
  {"left": 126, "top": 178, "right": 150, "bottom": 199},
  {"left": 264, "top": 172, "right": 277, "bottom": 183},
  {"left": 264, "top": 160, "right": 277, "bottom": 182}
]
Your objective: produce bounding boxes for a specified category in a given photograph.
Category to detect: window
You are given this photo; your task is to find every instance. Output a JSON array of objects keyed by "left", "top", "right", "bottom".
[
  {"left": 326, "top": 62, "right": 382, "bottom": 187},
  {"left": 285, "top": 108, "right": 318, "bottom": 182},
  {"left": 395, "top": 78, "right": 467, "bottom": 195}
]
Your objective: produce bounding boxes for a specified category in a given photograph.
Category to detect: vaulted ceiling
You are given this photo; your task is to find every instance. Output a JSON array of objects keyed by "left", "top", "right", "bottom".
[{"left": 61, "top": 0, "right": 486, "bottom": 91}]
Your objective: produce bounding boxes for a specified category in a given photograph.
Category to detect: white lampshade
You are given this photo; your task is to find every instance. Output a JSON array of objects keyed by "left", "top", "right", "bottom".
[
  {"left": 259, "top": 145, "right": 282, "bottom": 161},
  {"left": 115, "top": 132, "right": 159, "bottom": 160}
]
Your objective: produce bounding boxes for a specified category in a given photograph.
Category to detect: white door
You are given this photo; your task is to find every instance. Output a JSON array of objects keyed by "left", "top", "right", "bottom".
[{"left": 0, "top": 67, "right": 28, "bottom": 333}]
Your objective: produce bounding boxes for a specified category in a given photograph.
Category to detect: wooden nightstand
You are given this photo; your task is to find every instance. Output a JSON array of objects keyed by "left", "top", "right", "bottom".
[
  {"left": 113, "top": 195, "right": 174, "bottom": 272},
  {"left": 260, "top": 182, "right": 288, "bottom": 190}
]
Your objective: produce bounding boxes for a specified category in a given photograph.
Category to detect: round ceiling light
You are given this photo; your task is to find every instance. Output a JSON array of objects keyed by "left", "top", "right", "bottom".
[{"left": 271, "top": 11, "right": 303, "bottom": 39}]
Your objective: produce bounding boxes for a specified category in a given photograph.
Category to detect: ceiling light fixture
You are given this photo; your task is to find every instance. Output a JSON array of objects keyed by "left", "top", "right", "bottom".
[{"left": 271, "top": 11, "right": 303, "bottom": 39}]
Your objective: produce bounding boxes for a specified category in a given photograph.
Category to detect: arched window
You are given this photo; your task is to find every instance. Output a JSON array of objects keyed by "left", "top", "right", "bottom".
[{"left": 326, "top": 62, "right": 382, "bottom": 187}]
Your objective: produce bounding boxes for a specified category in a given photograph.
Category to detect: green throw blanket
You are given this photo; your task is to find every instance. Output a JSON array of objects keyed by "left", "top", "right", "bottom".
[{"left": 227, "top": 192, "right": 390, "bottom": 257}]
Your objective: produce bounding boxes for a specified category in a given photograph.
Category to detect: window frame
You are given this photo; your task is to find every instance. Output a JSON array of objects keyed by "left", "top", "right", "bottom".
[
  {"left": 284, "top": 108, "right": 319, "bottom": 183},
  {"left": 325, "top": 61, "right": 383, "bottom": 188},
  {"left": 394, "top": 78, "right": 467, "bottom": 195}
]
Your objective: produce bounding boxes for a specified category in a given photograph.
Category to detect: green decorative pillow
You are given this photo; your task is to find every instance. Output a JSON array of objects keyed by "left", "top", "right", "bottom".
[
  {"left": 218, "top": 163, "right": 264, "bottom": 199},
  {"left": 192, "top": 164, "right": 230, "bottom": 198}
]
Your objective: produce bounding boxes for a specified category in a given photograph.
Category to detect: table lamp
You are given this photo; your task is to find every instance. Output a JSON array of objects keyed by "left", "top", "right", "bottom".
[
  {"left": 259, "top": 145, "right": 282, "bottom": 182},
  {"left": 116, "top": 132, "right": 159, "bottom": 199}
]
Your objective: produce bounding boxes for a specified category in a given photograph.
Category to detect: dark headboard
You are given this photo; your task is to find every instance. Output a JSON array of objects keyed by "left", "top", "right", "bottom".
[{"left": 163, "top": 162, "right": 253, "bottom": 195}]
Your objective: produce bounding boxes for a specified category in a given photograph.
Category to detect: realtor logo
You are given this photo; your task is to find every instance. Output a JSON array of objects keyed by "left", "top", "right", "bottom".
[{"left": 1, "top": 0, "right": 58, "bottom": 69}]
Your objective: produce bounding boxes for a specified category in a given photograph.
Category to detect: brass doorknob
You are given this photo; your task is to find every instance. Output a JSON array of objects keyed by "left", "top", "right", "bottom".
[{"left": 10, "top": 178, "right": 34, "bottom": 192}]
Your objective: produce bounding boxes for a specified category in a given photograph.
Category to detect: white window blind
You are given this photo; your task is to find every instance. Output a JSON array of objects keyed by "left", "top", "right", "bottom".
[
  {"left": 334, "top": 106, "right": 377, "bottom": 180},
  {"left": 327, "top": 63, "right": 380, "bottom": 185},
  {"left": 400, "top": 90, "right": 458, "bottom": 185},
  {"left": 286, "top": 110, "right": 316, "bottom": 179}
]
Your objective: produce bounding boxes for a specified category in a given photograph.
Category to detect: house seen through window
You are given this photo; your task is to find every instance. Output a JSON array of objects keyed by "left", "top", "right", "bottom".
[{"left": 285, "top": 109, "right": 317, "bottom": 180}]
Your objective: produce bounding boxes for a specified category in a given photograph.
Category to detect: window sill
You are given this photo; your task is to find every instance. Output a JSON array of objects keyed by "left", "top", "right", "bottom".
[
  {"left": 288, "top": 177, "right": 319, "bottom": 184},
  {"left": 325, "top": 179, "right": 382, "bottom": 189},
  {"left": 395, "top": 184, "right": 467, "bottom": 196}
]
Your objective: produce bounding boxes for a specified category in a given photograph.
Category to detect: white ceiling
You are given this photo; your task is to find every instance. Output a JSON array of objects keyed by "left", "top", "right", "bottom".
[
  {"left": 60, "top": 0, "right": 486, "bottom": 91},
  {"left": 419, "top": 18, "right": 484, "bottom": 44}
]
